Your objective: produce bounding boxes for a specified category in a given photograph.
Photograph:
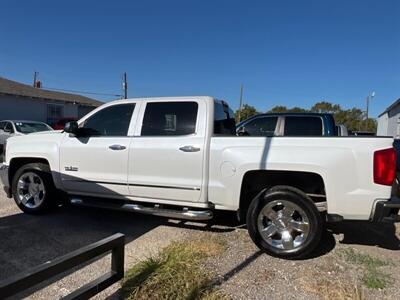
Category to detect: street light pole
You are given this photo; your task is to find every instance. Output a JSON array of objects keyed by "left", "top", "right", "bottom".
[
  {"left": 123, "top": 72, "right": 128, "bottom": 99},
  {"left": 238, "top": 84, "right": 244, "bottom": 122},
  {"left": 365, "top": 91, "right": 375, "bottom": 131}
]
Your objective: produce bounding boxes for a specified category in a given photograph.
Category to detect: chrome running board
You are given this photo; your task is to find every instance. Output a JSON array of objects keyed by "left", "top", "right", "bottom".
[{"left": 70, "top": 198, "right": 213, "bottom": 221}]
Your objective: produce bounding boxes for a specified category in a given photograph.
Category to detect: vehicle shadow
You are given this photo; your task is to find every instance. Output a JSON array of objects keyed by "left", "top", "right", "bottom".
[
  {"left": 0, "top": 201, "right": 236, "bottom": 282},
  {"left": 327, "top": 220, "right": 400, "bottom": 250},
  {"left": 0, "top": 203, "right": 162, "bottom": 282},
  {"left": 303, "top": 220, "right": 400, "bottom": 259}
]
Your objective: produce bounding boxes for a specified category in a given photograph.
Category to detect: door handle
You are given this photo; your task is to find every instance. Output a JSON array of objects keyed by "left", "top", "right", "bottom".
[
  {"left": 109, "top": 144, "right": 126, "bottom": 150},
  {"left": 179, "top": 145, "right": 200, "bottom": 152}
]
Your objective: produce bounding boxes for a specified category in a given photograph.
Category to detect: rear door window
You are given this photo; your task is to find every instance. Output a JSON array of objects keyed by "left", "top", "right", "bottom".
[
  {"left": 141, "top": 102, "right": 198, "bottom": 136},
  {"left": 243, "top": 117, "right": 278, "bottom": 136},
  {"left": 284, "top": 116, "right": 323, "bottom": 136}
]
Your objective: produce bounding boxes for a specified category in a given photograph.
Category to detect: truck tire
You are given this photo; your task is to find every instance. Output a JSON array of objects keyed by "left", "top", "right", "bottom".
[
  {"left": 246, "top": 185, "right": 323, "bottom": 259},
  {"left": 11, "top": 163, "right": 56, "bottom": 214}
]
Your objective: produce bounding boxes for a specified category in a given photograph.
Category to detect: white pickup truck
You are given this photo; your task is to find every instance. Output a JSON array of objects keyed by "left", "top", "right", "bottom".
[{"left": 1, "top": 97, "right": 399, "bottom": 258}]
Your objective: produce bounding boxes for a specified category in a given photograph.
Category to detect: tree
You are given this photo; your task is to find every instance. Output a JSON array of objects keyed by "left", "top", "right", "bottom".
[
  {"left": 268, "top": 105, "right": 288, "bottom": 113},
  {"left": 310, "top": 102, "right": 341, "bottom": 114},
  {"left": 235, "top": 104, "right": 259, "bottom": 122},
  {"left": 268, "top": 106, "right": 307, "bottom": 113}
]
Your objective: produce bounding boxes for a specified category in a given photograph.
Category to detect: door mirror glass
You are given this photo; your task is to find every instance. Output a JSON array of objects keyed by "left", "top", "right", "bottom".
[
  {"left": 64, "top": 121, "right": 79, "bottom": 135},
  {"left": 237, "top": 126, "right": 248, "bottom": 136},
  {"left": 4, "top": 123, "right": 13, "bottom": 133}
]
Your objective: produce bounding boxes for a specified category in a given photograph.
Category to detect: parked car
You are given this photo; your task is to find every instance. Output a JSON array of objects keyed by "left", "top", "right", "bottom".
[
  {"left": 336, "top": 124, "right": 348, "bottom": 136},
  {"left": 1, "top": 97, "right": 399, "bottom": 259},
  {"left": 236, "top": 113, "right": 336, "bottom": 136},
  {"left": 0, "top": 120, "right": 53, "bottom": 153},
  {"left": 53, "top": 117, "right": 78, "bottom": 130}
]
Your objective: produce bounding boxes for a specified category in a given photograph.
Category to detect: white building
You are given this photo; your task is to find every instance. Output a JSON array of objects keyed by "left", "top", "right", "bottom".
[
  {"left": 377, "top": 98, "right": 400, "bottom": 137},
  {"left": 0, "top": 76, "right": 102, "bottom": 126}
]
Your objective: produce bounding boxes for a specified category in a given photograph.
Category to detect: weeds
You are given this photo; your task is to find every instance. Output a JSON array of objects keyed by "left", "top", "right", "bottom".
[
  {"left": 340, "top": 248, "right": 393, "bottom": 289},
  {"left": 121, "top": 236, "right": 228, "bottom": 300}
]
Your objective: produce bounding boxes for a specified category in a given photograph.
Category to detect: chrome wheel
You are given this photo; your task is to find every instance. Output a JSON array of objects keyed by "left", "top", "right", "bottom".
[
  {"left": 257, "top": 200, "right": 310, "bottom": 250},
  {"left": 16, "top": 172, "right": 46, "bottom": 209}
]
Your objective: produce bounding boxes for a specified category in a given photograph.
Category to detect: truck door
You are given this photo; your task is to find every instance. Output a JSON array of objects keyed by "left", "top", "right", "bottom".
[
  {"left": 128, "top": 100, "right": 206, "bottom": 203},
  {"left": 59, "top": 103, "right": 138, "bottom": 196}
]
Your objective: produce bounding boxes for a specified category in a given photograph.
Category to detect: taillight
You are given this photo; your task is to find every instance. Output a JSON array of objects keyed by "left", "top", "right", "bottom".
[{"left": 374, "top": 148, "right": 396, "bottom": 186}]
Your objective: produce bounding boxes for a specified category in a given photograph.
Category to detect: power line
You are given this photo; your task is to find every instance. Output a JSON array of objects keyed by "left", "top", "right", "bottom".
[{"left": 43, "top": 86, "right": 122, "bottom": 97}]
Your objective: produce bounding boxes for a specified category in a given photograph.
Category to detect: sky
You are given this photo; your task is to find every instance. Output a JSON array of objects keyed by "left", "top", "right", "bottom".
[{"left": 0, "top": 0, "right": 399, "bottom": 117}]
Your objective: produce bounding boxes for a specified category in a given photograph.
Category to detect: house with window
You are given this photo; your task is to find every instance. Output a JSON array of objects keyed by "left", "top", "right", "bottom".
[
  {"left": 377, "top": 98, "right": 400, "bottom": 137},
  {"left": 0, "top": 76, "right": 103, "bottom": 126}
]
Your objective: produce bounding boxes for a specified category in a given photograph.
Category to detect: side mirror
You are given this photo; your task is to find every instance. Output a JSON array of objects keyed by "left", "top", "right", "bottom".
[
  {"left": 64, "top": 121, "right": 79, "bottom": 135},
  {"left": 237, "top": 126, "right": 248, "bottom": 136}
]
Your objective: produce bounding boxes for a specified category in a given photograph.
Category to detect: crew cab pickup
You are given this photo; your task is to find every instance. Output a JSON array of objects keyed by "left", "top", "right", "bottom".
[{"left": 1, "top": 96, "right": 399, "bottom": 259}]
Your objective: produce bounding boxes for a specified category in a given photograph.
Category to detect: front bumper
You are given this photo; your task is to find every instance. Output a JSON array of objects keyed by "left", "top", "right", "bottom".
[
  {"left": 0, "top": 164, "right": 11, "bottom": 198},
  {"left": 372, "top": 197, "right": 400, "bottom": 223}
]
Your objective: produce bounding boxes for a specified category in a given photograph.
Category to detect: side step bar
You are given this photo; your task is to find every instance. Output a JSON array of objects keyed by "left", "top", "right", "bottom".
[{"left": 70, "top": 198, "right": 213, "bottom": 221}]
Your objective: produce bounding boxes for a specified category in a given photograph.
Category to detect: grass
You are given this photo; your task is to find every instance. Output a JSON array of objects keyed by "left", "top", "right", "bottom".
[
  {"left": 340, "top": 248, "right": 393, "bottom": 289},
  {"left": 340, "top": 248, "right": 388, "bottom": 269},
  {"left": 362, "top": 269, "right": 392, "bottom": 290},
  {"left": 121, "top": 237, "right": 228, "bottom": 300}
]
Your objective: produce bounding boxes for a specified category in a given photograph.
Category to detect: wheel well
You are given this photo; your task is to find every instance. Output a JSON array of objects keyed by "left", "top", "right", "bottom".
[
  {"left": 9, "top": 158, "right": 50, "bottom": 184},
  {"left": 239, "top": 170, "right": 326, "bottom": 215}
]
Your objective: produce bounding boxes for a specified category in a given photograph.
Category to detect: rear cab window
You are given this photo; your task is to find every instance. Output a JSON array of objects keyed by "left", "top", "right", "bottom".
[
  {"left": 214, "top": 101, "right": 236, "bottom": 135},
  {"left": 284, "top": 116, "right": 323, "bottom": 136}
]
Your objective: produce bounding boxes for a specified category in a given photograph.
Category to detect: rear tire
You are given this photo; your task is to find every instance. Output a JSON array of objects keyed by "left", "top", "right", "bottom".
[
  {"left": 247, "top": 186, "right": 323, "bottom": 259},
  {"left": 11, "top": 163, "right": 56, "bottom": 214}
]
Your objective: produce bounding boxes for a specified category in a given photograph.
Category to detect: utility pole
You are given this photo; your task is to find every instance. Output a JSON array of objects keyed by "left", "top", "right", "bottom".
[
  {"left": 365, "top": 91, "right": 375, "bottom": 131},
  {"left": 238, "top": 84, "right": 244, "bottom": 121},
  {"left": 33, "top": 71, "right": 38, "bottom": 87},
  {"left": 123, "top": 72, "right": 128, "bottom": 99}
]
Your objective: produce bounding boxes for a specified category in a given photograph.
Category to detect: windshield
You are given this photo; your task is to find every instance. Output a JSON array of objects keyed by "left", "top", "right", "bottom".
[{"left": 15, "top": 122, "right": 52, "bottom": 134}]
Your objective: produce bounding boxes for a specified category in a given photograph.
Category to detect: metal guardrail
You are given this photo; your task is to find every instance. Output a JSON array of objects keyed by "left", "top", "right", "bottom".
[{"left": 0, "top": 233, "right": 125, "bottom": 299}]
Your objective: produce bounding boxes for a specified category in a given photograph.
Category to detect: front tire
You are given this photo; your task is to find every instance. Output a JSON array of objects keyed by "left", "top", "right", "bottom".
[
  {"left": 247, "top": 186, "right": 323, "bottom": 259},
  {"left": 11, "top": 163, "right": 56, "bottom": 214}
]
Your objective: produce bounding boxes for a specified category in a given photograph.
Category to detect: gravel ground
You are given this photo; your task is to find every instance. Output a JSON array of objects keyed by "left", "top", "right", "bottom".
[
  {"left": 201, "top": 221, "right": 400, "bottom": 300},
  {"left": 0, "top": 180, "right": 399, "bottom": 299}
]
